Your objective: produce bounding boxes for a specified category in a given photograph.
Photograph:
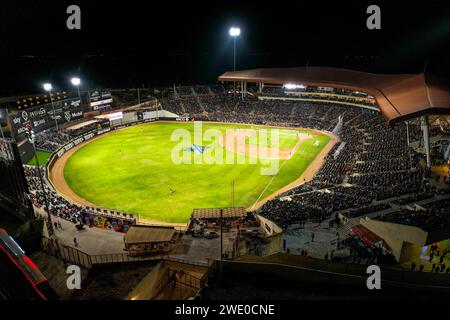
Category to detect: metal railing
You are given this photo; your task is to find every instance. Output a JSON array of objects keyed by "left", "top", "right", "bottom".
[
  {"left": 41, "top": 236, "right": 211, "bottom": 270},
  {"left": 41, "top": 237, "right": 92, "bottom": 269}
]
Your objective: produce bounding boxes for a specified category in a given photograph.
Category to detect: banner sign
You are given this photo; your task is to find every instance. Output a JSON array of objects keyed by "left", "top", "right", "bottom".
[
  {"left": 9, "top": 98, "right": 83, "bottom": 136},
  {"left": 81, "top": 211, "right": 134, "bottom": 233},
  {"left": 89, "top": 89, "right": 113, "bottom": 110},
  {"left": 105, "top": 111, "right": 123, "bottom": 121}
]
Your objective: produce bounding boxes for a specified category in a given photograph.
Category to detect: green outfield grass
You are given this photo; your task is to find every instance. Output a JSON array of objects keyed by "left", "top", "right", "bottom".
[
  {"left": 27, "top": 150, "right": 52, "bottom": 166},
  {"left": 64, "top": 122, "right": 330, "bottom": 223}
]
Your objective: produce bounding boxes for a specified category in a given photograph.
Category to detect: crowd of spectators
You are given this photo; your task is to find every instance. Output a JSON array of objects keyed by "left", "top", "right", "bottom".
[
  {"left": 375, "top": 198, "right": 450, "bottom": 232},
  {"left": 259, "top": 87, "right": 377, "bottom": 108},
  {"left": 339, "top": 235, "right": 387, "bottom": 265},
  {"left": 24, "top": 167, "right": 83, "bottom": 224},
  {"left": 25, "top": 166, "right": 137, "bottom": 229},
  {"left": 34, "top": 128, "right": 72, "bottom": 151}
]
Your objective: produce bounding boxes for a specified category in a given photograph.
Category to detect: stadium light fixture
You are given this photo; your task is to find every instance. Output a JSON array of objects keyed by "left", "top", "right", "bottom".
[
  {"left": 229, "top": 26, "right": 241, "bottom": 96},
  {"left": 229, "top": 27, "right": 241, "bottom": 72},
  {"left": 229, "top": 27, "right": 240, "bottom": 37},
  {"left": 43, "top": 83, "right": 52, "bottom": 91},
  {"left": 71, "top": 77, "right": 82, "bottom": 102},
  {"left": 42, "top": 83, "right": 59, "bottom": 131},
  {"left": 71, "top": 77, "right": 81, "bottom": 86},
  {"left": 283, "top": 83, "right": 306, "bottom": 90}
]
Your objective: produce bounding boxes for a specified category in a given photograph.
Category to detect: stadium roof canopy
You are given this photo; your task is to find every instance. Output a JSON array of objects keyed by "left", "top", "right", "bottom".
[
  {"left": 218, "top": 67, "right": 450, "bottom": 124},
  {"left": 124, "top": 225, "right": 175, "bottom": 244},
  {"left": 192, "top": 207, "right": 246, "bottom": 219}
]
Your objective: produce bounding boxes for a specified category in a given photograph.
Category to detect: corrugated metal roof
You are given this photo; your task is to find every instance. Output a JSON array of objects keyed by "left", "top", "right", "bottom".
[
  {"left": 192, "top": 207, "right": 246, "bottom": 219},
  {"left": 124, "top": 225, "right": 175, "bottom": 244}
]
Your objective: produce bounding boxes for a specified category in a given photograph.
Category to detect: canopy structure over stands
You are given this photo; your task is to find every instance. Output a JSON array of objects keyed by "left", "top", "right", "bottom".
[
  {"left": 124, "top": 225, "right": 175, "bottom": 244},
  {"left": 192, "top": 207, "right": 246, "bottom": 220},
  {"left": 218, "top": 67, "right": 450, "bottom": 124},
  {"left": 66, "top": 120, "right": 98, "bottom": 132}
]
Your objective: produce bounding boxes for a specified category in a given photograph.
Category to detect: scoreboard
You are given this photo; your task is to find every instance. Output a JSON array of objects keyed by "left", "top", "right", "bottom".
[{"left": 89, "top": 89, "right": 113, "bottom": 111}]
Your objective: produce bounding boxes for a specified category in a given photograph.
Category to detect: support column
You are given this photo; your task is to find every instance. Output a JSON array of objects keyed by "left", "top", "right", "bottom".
[
  {"left": 421, "top": 116, "right": 431, "bottom": 168},
  {"left": 243, "top": 82, "right": 247, "bottom": 99},
  {"left": 444, "top": 142, "right": 450, "bottom": 161},
  {"left": 405, "top": 121, "right": 410, "bottom": 147}
]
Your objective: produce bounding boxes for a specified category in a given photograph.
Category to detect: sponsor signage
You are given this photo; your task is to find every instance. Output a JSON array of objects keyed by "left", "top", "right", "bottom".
[
  {"left": 105, "top": 111, "right": 123, "bottom": 121},
  {"left": 54, "top": 127, "right": 111, "bottom": 159},
  {"left": 9, "top": 98, "right": 83, "bottom": 136},
  {"left": 89, "top": 89, "right": 113, "bottom": 110}
]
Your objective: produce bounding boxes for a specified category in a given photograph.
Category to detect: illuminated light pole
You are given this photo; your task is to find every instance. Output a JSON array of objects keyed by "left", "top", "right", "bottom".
[
  {"left": 229, "top": 27, "right": 240, "bottom": 98},
  {"left": 43, "top": 83, "right": 58, "bottom": 131},
  {"left": 71, "top": 77, "right": 82, "bottom": 103},
  {"left": 229, "top": 27, "right": 240, "bottom": 71}
]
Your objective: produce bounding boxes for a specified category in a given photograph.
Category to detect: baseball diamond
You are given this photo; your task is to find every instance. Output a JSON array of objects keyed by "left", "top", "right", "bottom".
[{"left": 50, "top": 122, "right": 335, "bottom": 224}]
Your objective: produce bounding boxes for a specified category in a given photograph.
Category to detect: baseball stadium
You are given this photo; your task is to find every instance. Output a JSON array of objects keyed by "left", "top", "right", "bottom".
[
  {"left": 1, "top": 66, "right": 450, "bottom": 301},
  {"left": 0, "top": 2, "right": 450, "bottom": 304}
]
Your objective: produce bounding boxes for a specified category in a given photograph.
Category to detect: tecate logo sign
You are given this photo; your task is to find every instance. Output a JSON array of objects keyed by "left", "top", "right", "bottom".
[{"left": 21, "top": 111, "right": 29, "bottom": 121}]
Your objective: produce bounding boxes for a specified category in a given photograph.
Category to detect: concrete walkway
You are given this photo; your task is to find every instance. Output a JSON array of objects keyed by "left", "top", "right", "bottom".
[
  {"left": 283, "top": 221, "right": 339, "bottom": 259},
  {"left": 36, "top": 206, "right": 126, "bottom": 255}
]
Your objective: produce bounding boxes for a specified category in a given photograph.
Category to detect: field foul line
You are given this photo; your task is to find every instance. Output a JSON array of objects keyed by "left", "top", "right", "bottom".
[{"left": 249, "top": 155, "right": 291, "bottom": 211}]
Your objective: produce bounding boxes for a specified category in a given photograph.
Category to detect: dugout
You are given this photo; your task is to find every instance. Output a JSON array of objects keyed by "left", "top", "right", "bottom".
[
  {"left": 66, "top": 119, "right": 100, "bottom": 136},
  {"left": 124, "top": 225, "right": 179, "bottom": 256},
  {"left": 190, "top": 207, "right": 254, "bottom": 234}
]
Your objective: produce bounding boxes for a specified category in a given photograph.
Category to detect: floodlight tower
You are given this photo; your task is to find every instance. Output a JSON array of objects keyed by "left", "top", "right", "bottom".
[
  {"left": 229, "top": 27, "right": 241, "bottom": 72},
  {"left": 229, "top": 27, "right": 241, "bottom": 97},
  {"left": 71, "top": 77, "right": 82, "bottom": 102},
  {"left": 43, "top": 83, "right": 59, "bottom": 131}
]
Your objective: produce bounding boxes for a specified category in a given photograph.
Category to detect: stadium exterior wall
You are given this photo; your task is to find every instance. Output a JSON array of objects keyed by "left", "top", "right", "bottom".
[{"left": 219, "top": 259, "right": 450, "bottom": 293}]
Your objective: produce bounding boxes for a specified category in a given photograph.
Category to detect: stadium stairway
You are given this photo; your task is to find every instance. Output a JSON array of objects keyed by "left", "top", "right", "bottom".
[
  {"left": 336, "top": 218, "right": 359, "bottom": 240},
  {"left": 192, "top": 88, "right": 206, "bottom": 113},
  {"left": 29, "top": 250, "right": 89, "bottom": 299}
]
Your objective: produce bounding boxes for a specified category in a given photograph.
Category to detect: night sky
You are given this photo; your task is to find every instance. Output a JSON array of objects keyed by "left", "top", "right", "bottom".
[{"left": 0, "top": 0, "right": 449, "bottom": 95}]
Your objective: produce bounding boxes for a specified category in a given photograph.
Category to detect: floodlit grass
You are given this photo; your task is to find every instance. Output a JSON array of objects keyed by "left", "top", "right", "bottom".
[
  {"left": 26, "top": 150, "right": 52, "bottom": 166},
  {"left": 64, "top": 122, "right": 329, "bottom": 223}
]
